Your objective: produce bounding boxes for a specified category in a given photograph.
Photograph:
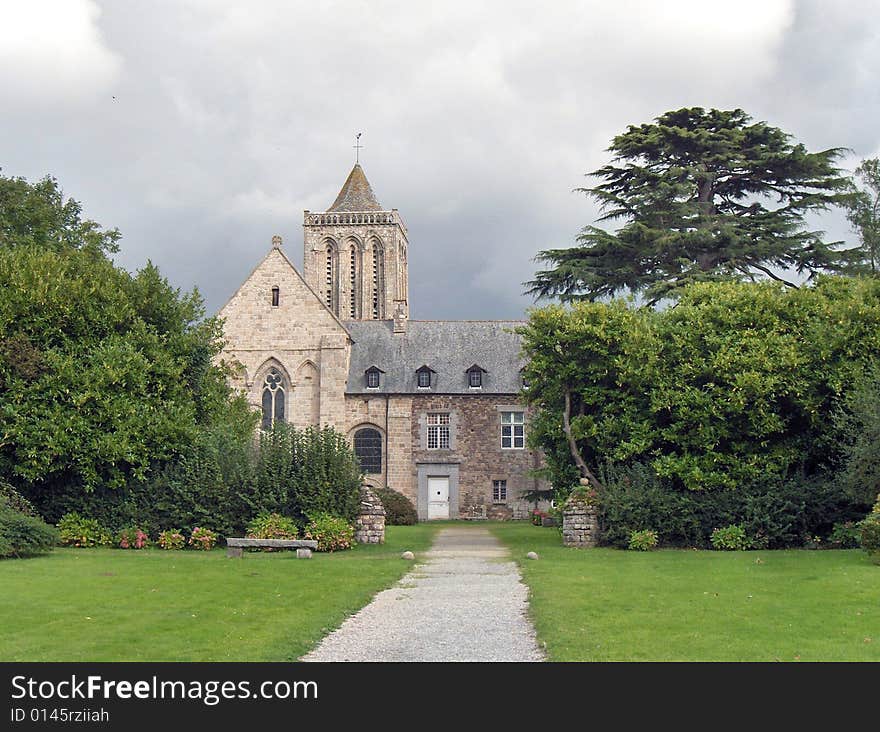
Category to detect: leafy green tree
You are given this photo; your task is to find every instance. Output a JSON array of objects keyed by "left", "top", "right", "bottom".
[
  {"left": 843, "top": 158, "right": 880, "bottom": 275},
  {"left": 0, "top": 173, "right": 253, "bottom": 515},
  {"left": 519, "top": 277, "right": 880, "bottom": 494},
  {"left": 527, "top": 108, "right": 854, "bottom": 305},
  {"left": 0, "top": 173, "right": 120, "bottom": 254}
]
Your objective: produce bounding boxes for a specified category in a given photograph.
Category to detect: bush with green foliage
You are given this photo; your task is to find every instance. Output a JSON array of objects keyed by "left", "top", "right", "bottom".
[
  {"left": 116, "top": 527, "right": 150, "bottom": 549},
  {"left": 0, "top": 481, "right": 38, "bottom": 517},
  {"left": 828, "top": 521, "right": 861, "bottom": 549},
  {"left": 0, "top": 503, "right": 57, "bottom": 558},
  {"left": 711, "top": 524, "right": 749, "bottom": 551},
  {"left": 835, "top": 364, "right": 880, "bottom": 505},
  {"left": 246, "top": 512, "right": 299, "bottom": 540},
  {"left": 243, "top": 424, "right": 363, "bottom": 523},
  {"left": 189, "top": 527, "right": 218, "bottom": 551},
  {"left": 56, "top": 512, "right": 113, "bottom": 547},
  {"left": 375, "top": 487, "right": 417, "bottom": 525},
  {"left": 860, "top": 496, "right": 880, "bottom": 563},
  {"left": 304, "top": 513, "right": 354, "bottom": 552},
  {"left": 628, "top": 529, "right": 658, "bottom": 551},
  {"left": 596, "top": 461, "right": 858, "bottom": 549},
  {"left": 157, "top": 529, "right": 185, "bottom": 550}
]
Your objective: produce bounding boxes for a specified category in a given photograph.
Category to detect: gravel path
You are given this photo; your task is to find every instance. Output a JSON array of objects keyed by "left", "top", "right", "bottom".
[{"left": 301, "top": 526, "right": 545, "bottom": 662}]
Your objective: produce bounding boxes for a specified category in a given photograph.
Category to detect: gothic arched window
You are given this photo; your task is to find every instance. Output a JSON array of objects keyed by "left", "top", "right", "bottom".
[
  {"left": 354, "top": 427, "right": 382, "bottom": 474},
  {"left": 261, "top": 367, "right": 286, "bottom": 430}
]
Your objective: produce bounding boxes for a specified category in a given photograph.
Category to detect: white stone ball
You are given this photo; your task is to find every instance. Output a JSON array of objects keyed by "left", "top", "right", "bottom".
[
  {"left": 401, "top": 551, "right": 415, "bottom": 560},
  {"left": 526, "top": 551, "right": 539, "bottom": 560}
]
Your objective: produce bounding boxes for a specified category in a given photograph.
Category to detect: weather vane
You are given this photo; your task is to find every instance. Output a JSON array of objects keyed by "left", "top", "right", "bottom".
[{"left": 354, "top": 132, "right": 363, "bottom": 163}]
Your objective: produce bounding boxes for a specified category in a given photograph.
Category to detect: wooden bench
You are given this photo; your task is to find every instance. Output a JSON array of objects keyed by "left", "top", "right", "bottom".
[{"left": 225, "top": 538, "right": 319, "bottom": 559}]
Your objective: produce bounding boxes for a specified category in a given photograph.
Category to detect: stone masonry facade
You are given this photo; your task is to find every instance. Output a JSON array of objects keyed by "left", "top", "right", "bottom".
[{"left": 216, "top": 163, "right": 549, "bottom": 521}]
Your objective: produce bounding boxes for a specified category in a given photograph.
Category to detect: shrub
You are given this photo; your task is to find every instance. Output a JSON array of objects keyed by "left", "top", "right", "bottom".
[
  {"left": 57, "top": 512, "right": 113, "bottom": 547},
  {"left": 711, "top": 524, "right": 749, "bottom": 551},
  {"left": 828, "top": 521, "right": 861, "bottom": 549},
  {"left": 628, "top": 529, "right": 658, "bottom": 551},
  {"left": 245, "top": 424, "right": 362, "bottom": 523},
  {"left": 0, "top": 481, "right": 38, "bottom": 517},
  {"left": 374, "top": 487, "right": 418, "bottom": 526},
  {"left": 597, "top": 461, "right": 861, "bottom": 549},
  {"left": 860, "top": 496, "right": 880, "bottom": 563},
  {"left": 157, "top": 529, "right": 185, "bottom": 550},
  {"left": 189, "top": 526, "right": 218, "bottom": 551},
  {"left": 246, "top": 512, "right": 299, "bottom": 540},
  {"left": 0, "top": 504, "right": 57, "bottom": 558},
  {"left": 116, "top": 527, "right": 150, "bottom": 549},
  {"left": 303, "top": 513, "right": 354, "bottom": 552},
  {"left": 531, "top": 510, "right": 550, "bottom": 526}
]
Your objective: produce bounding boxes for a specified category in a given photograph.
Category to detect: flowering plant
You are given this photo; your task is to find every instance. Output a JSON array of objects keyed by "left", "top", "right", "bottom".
[
  {"left": 189, "top": 526, "right": 218, "bottom": 550},
  {"left": 157, "top": 529, "right": 186, "bottom": 550},
  {"left": 531, "top": 510, "right": 549, "bottom": 526},
  {"left": 117, "top": 527, "right": 150, "bottom": 549}
]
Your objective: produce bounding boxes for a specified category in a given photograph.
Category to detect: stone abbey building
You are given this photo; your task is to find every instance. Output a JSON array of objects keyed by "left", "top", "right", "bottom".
[{"left": 218, "top": 164, "right": 546, "bottom": 520}]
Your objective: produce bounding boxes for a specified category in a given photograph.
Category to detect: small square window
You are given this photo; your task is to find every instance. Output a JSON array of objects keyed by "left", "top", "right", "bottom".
[{"left": 493, "top": 479, "right": 507, "bottom": 502}]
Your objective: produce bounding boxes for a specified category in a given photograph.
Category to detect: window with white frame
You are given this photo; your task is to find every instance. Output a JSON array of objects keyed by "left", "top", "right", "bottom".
[
  {"left": 427, "top": 413, "right": 450, "bottom": 449},
  {"left": 492, "top": 479, "right": 507, "bottom": 502},
  {"left": 501, "top": 411, "right": 525, "bottom": 449}
]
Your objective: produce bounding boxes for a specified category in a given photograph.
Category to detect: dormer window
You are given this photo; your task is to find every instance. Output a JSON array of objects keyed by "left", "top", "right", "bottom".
[
  {"left": 416, "top": 365, "right": 434, "bottom": 389},
  {"left": 365, "top": 366, "right": 383, "bottom": 389},
  {"left": 271, "top": 286, "right": 280, "bottom": 307},
  {"left": 466, "top": 364, "right": 486, "bottom": 389}
]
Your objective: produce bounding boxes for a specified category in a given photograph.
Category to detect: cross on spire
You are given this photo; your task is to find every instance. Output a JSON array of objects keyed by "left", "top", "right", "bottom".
[{"left": 353, "top": 132, "right": 363, "bottom": 163}]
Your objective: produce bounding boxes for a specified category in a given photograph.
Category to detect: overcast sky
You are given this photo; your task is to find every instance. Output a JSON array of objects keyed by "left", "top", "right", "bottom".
[{"left": 2, "top": 0, "right": 878, "bottom": 319}]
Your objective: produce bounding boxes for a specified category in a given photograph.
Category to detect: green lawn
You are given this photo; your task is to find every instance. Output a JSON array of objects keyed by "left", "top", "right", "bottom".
[
  {"left": 490, "top": 522, "right": 880, "bottom": 661},
  {"left": 0, "top": 525, "right": 436, "bottom": 662}
]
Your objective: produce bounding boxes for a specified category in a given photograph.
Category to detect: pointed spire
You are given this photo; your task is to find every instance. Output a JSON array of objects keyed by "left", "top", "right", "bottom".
[{"left": 327, "top": 163, "right": 383, "bottom": 212}]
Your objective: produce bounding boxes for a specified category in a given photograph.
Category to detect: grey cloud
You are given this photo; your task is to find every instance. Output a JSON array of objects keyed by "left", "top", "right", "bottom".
[{"left": 1, "top": 0, "right": 875, "bottom": 321}]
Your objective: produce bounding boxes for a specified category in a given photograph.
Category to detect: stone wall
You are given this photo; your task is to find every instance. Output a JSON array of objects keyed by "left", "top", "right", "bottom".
[
  {"left": 408, "top": 394, "right": 548, "bottom": 519},
  {"left": 562, "top": 494, "right": 599, "bottom": 548},
  {"left": 354, "top": 485, "right": 385, "bottom": 544},
  {"left": 216, "top": 243, "right": 351, "bottom": 431}
]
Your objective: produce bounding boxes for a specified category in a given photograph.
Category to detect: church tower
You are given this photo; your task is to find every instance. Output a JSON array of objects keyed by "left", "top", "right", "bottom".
[{"left": 303, "top": 164, "right": 409, "bottom": 322}]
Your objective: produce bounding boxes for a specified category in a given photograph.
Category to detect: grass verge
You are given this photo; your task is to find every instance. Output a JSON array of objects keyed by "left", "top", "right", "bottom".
[
  {"left": 0, "top": 524, "right": 436, "bottom": 662},
  {"left": 490, "top": 521, "right": 880, "bottom": 661}
]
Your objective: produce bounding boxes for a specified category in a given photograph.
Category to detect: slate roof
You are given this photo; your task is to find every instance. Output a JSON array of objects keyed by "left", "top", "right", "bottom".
[
  {"left": 344, "top": 320, "right": 526, "bottom": 394},
  {"left": 327, "top": 164, "right": 384, "bottom": 212}
]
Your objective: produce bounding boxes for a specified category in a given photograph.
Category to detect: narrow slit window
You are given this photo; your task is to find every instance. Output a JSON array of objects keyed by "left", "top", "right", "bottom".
[{"left": 271, "top": 286, "right": 280, "bottom": 307}]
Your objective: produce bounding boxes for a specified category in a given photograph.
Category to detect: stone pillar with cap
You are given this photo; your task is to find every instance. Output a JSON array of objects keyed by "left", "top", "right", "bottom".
[
  {"left": 354, "top": 484, "right": 386, "bottom": 544},
  {"left": 562, "top": 478, "right": 600, "bottom": 548},
  {"left": 272, "top": 234, "right": 282, "bottom": 249}
]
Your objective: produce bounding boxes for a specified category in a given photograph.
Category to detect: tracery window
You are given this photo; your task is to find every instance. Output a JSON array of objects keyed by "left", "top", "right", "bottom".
[{"left": 261, "top": 367, "right": 285, "bottom": 430}]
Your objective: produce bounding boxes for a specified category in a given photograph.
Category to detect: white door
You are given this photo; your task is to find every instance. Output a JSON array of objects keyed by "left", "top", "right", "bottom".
[{"left": 427, "top": 476, "right": 450, "bottom": 520}]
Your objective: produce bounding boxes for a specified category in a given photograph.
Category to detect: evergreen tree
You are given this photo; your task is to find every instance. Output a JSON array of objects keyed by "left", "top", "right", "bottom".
[{"left": 527, "top": 108, "right": 854, "bottom": 305}]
